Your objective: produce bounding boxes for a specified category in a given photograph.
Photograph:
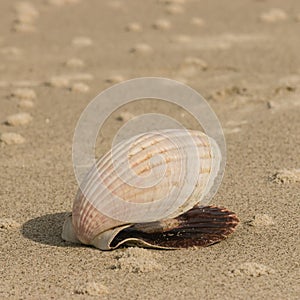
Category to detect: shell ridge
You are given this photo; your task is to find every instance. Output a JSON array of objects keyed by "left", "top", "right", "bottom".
[{"left": 80, "top": 132, "right": 212, "bottom": 220}]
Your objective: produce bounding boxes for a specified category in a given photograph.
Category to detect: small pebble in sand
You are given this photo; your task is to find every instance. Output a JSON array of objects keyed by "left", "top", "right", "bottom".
[
  {"left": 18, "top": 100, "right": 35, "bottom": 109},
  {"left": 105, "top": 75, "right": 125, "bottom": 84},
  {"left": 74, "top": 282, "right": 109, "bottom": 296},
  {"left": 247, "top": 214, "right": 275, "bottom": 227},
  {"left": 172, "top": 35, "right": 191, "bottom": 43},
  {"left": 15, "top": 13, "right": 36, "bottom": 24},
  {"left": 111, "top": 248, "right": 163, "bottom": 273},
  {"left": 130, "top": 43, "right": 153, "bottom": 55},
  {"left": 6, "top": 112, "right": 32, "bottom": 126},
  {"left": 165, "top": 4, "right": 184, "bottom": 15},
  {"left": 191, "top": 17, "right": 205, "bottom": 26},
  {"left": 70, "top": 82, "right": 90, "bottom": 93},
  {"left": 271, "top": 169, "right": 300, "bottom": 184},
  {"left": 260, "top": 8, "right": 287, "bottom": 23},
  {"left": 14, "top": 2, "right": 39, "bottom": 19},
  {"left": 116, "top": 111, "right": 135, "bottom": 122},
  {"left": 13, "top": 2, "right": 39, "bottom": 32},
  {"left": 152, "top": 19, "right": 171, "bottom": 30},
  {"left": 48, "top": 73, "right": 93, "bottom": 88},
  {"left": 228, "top": 262, "right": 275, "bottom": 277},
  {"left": 72, "top": 36, "right": 93, "bottom": 47},
  {"left": 47, "top": 76, "right": 70, "bottom": 88},
  {"left": 65, "top": 58, "right": 85, "bottom": 68},
  {"left": 0, "top": 132, "right": 25, "bottom": 145},
  {"left": 0, "top": 47, "right": 22, "bottom": 56},
  {"left": 13, "top": 23, "right": 36, "bottom": 33},
  {"left": 11, "top": 88, "right": 36, "bottom": 100},
  {"left": 125, "top": 22, "right": 143, "bottom": 32},
  {"left": 0, "top": 218, "right": 21, "bottom": 229}
]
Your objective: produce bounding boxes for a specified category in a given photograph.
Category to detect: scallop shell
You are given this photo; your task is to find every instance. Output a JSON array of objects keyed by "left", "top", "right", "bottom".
[{"left": 62, "top": 129, "right": 238, "bottom": 249}]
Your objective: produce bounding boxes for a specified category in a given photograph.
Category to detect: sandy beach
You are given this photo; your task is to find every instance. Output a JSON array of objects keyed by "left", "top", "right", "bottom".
[{"left": 0, "top": 0, "right": 299, "bottom": 299}]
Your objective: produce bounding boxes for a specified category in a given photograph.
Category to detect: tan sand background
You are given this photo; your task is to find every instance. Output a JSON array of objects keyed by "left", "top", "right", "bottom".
[{"left": 0, "top": 0, "right": 300, "bottom": 299}]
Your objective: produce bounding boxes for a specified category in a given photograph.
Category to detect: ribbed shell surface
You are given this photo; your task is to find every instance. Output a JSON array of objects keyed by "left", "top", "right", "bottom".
[{"left": 72, "top": 129, "right": 220, "bottom": 244}]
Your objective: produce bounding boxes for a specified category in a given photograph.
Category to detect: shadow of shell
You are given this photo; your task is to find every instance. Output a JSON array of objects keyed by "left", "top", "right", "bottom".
[{"left": 21, "top": 212, "right": 81, "bottom": 248}]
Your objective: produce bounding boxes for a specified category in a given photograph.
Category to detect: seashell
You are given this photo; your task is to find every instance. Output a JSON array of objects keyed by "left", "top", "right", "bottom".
[{"left": 62, "top": 129, "right": 239, "bottom": 250}]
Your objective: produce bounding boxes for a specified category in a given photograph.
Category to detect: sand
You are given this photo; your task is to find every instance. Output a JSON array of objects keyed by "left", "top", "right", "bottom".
[{"left": 0, "top": 0, "right": 299, "bottom": 299}]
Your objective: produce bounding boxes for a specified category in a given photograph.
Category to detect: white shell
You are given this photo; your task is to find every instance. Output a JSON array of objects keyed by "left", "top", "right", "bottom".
[{"left": 62, "top": 129, "right": 221, "bottom": 249}]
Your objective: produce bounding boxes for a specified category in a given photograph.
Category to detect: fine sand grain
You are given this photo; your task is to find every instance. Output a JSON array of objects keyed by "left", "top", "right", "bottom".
[{"left": 0, "top": 0, "right": 299, "bottom": 299}]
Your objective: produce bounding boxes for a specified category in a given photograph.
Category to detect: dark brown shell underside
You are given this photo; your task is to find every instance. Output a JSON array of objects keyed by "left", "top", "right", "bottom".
[{"left": 110, "top": 206, "right": 239, "bottom": 249}]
